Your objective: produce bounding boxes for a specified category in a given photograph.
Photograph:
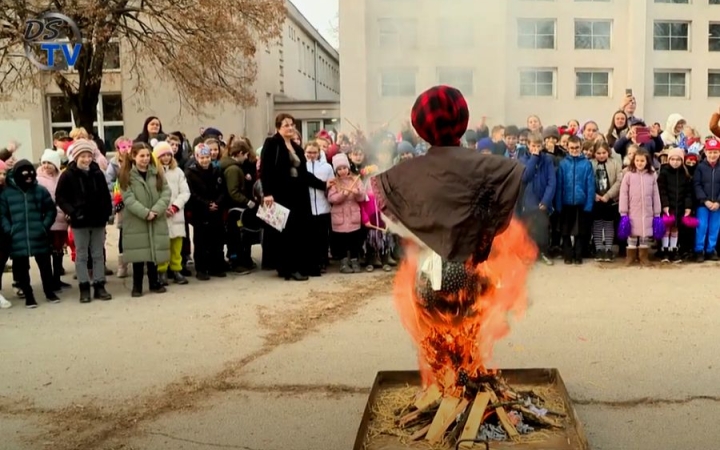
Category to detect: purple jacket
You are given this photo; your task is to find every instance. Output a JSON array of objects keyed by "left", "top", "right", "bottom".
[{"left": 619, "top": 171, "right": 661, "bottom": 238}]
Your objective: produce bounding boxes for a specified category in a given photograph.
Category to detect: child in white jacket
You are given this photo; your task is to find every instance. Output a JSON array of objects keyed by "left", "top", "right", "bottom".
[
  {"left": 153, "top": 142, "right": 191, "bottom": 285},
  {"left": 305, "top": 140, "right": 334, "bottom": 275}
]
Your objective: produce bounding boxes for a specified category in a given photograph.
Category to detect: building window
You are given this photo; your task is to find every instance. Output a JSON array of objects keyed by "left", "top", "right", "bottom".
[
  {"left": 653, "top": 21, "right": 689, "bottom": 51},
  {"left": 437, "top": 68, "right": 474, "bottom": 96},
  {"left": 519, "top": 69, "right": 555, "bottom": 96},
  {"left": 378, "top": 18, "right": 418, "bottom": 48},
  {"left": 710, "top": 23, "right": 720, "bottom": 51},
  {"left": 380, "top": 69, "right": 416, "bottom": 97},
  {"left": 517, "top": 19, "right": 555, "bottom": 49},
  {"left": 46, "top": 93, "right": 125, "bottom": 152},
  {"left": 653, "top": 71, "right": 688, "bottom": 97},
  {"left": 709, "top": 71, "right": 720, "bottom": 97},
  {"left": 574, "top": 20, "right": 611, "bottom": 49},
  {"left": 576, "top": 70, "right": 610, "bottom": 97},
  {"left": 437, "top": 19, "right": 474, "bottom": 48},
  {"left": 713, "top": 0, "right": 720, "bottom": 4}
]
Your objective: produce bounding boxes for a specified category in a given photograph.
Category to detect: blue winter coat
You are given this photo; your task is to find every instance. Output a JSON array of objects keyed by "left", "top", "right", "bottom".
[
  {"left": 519, "top": 152, "right": 556, "bottom": 213},
  {"left": 692, "top": 160, "right": 720, "bottom": 203},
  {"left": 0, "top": 171, "right": 57, "bottom": 257},
  {"left": 554, "top": 154, "right": 595, "bottom": 212},
  {"left": 613, "top": 135, "right": 664, "bottom": 159}
]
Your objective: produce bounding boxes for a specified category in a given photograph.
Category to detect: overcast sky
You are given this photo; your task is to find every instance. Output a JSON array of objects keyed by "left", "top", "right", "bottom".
[{"left": 292, "top": 0, "right": 339, "bottom": 47}]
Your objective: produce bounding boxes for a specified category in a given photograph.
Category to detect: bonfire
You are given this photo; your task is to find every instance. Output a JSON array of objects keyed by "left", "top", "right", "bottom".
[{"left": 363, "top": 220, "right": 573, "bottom": 448}]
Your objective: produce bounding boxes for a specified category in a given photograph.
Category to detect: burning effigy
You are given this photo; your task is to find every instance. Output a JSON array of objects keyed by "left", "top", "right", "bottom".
[{"left": 357, "top": 86, "right": 587, "bottom": 449}]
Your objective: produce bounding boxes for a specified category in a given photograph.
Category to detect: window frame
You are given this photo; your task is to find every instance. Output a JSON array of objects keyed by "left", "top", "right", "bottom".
[
  {"left": 519, "top": 68, "right": 556, "bottom": 97},
  {"left": 653, "top": 21, "right": 690, "bottom": 51},
  {"left": 437, "top": 67, "right": 474, "bottom": 96},
  {"left": 575, "top": 70, "right": 611, "bottom": 97},
  {"left": 653, "top": 70, "right": 689, "bottom": 98},
  {"left": 574, "top": 19, "right": 612, "bottom": 50},
  {"left": 517, "top": 18, "right": 556, "bottom": 49},
  {"left": 380, "top": 69, "right": 417, "bottom": 97},
  {"left": 46, "top": 93, "right": 125, "bottom": 148}
]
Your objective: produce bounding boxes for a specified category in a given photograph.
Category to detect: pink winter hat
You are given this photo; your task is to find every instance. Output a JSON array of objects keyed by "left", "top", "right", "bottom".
[
  {"left": 332, "top": 152, "right": 350, "bottom": 170},
  {"left": 668, "top": 147, "right": 685, "bottom": 161}
]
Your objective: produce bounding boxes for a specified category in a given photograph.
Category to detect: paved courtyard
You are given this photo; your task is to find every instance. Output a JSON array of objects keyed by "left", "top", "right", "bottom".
[{"left": 2, "top": 233, "right": 720, "bottom": 449}]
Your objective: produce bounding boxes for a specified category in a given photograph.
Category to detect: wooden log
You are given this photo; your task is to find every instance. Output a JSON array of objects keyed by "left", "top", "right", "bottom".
[
  {"left": 398, "top": 406, "right": 435, "bottom": 428},
  {"left": 426, "top": 397, "right": 465, "bottom": 443},
  {"left": 414, "top": 384, "right": 442, "bottom": 411},
  {"left": 488, "top": 391, "right": 520, "bottom": 440},
  {"left": 409, "top": 424, "right": 431, "bottom": 441},
  {"left": 459, "top": 392, "right": 491, "bottom": 448},
  {"left": 511, "top": 405, "right": 563, "bottom": 428}
]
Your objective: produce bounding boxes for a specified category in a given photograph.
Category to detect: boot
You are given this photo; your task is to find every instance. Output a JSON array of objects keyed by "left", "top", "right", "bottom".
[
  {"left": 638, "top": 246, "right": 652, "bottom": 267},
  {"left": 116, "top": 254, "right": 129, "bottom": 278},
  {"left": 79, "top": 282, "right": 92, "bottom": 303},
  {"left": 339, "top": 258, "right": 353, "bottom": 274},
  {"left": 24, "top": 288, "right": 37, "bottom": 309},
  {"left": 625, "top": 247, "right": 637, "bottom": 266},
  {"left": 52, "top": 252, "right": 71, "bottom": 290},
  {"left": 158, "top": 271, "right": 169, "bottom": 286},
  {"left": 171, "top": 270, "right": 189, "bottom": 285},
  {"left": 93, "top": 281, "right": 112, "bottom": 300},
  {"left": 149, "top": 281, "right": 167, "bottom": 294},
  {"left": 350, "top": 258, "right": 361, "bottom": 273}
]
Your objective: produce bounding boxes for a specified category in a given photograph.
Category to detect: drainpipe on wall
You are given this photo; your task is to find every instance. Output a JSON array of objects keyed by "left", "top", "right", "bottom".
[{"left": 314, "top": 41, "right": 319, "bottom": 101}]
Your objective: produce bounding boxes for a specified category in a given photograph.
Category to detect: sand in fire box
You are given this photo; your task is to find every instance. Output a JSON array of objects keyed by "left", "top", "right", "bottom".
[{"left": 365, "top": 86, "right": 572, "bottom": 447}]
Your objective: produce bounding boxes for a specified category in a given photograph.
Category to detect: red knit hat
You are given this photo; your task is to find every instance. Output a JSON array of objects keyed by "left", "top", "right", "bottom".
[{"left": 411, "top": 85, "right": 469, "bottom": 147}]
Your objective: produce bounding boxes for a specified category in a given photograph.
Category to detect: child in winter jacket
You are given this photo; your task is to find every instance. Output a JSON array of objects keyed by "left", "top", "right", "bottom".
[
  {"left": 185, "top": 143, "right": 227, "bottom": 280},
  {"left": 55, "top": 140, "right": 113, "bottom": 302},
  {"left": 106, "top": 137, "right": 132, "bottom": 277},
  {"left": 591, "top": 143, "right": 622, "bottom": 262},
  {"left": 518, "top": 132, "right": 556, "bottom": 265},
  {"left": 657, "top": 147, "right": 693, "bottom": 263},
  {"left": 219, "top": 140, "right": 258, "bottom": 274},
  {"left": 619, "top": 149, "right": 662, "bottom": 266},
  {"left": 0, "top": 160, "right": 11, "bottom": 309},
  {"left": 0, "top": 160, "right": 58, "bottom": 308},
  {"left": 37, "top": 149, "right": 71, "bottom": 291},
  {"left": 305, "top": 140, "right": 334, "bottom": 275},
  {"left": 554, "top": 136, "right": 595, "bottom": 265},
  {"left": 153, "top": 142, "right": 191, "bottom": 285},
  {"left": 361, "top": 186, "right": 392, "bottom": 272},
  {"left": 692, "top": 138, "right": 720, "bottom": 262},
  {"left": 119, "top": 142, "right": 172, "bottom": 297},
  {"left": 328, "top": 153, "right": 366, "bottom": 274}
]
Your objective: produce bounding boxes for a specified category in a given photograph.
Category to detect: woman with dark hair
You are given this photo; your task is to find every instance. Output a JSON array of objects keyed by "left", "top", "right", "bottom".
[
  {"left": 135, "top": 116, "right": 166, "bottom": 144},
  {"left": 260, "top": 113, "right": 331, "bottom": 280}
]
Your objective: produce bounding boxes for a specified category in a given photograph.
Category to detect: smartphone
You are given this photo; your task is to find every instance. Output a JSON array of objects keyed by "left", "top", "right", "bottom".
[
  {"left": 636, "top": 126, "right": 651, "bottom": 145},
  {"left": 625, "top": 88, "right": 633, "bottom": 96}
]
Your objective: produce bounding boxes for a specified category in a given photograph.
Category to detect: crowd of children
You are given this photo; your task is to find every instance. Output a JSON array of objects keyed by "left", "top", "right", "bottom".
[{"left": 3, "top": 99, "right": 720, "bottom": 309}]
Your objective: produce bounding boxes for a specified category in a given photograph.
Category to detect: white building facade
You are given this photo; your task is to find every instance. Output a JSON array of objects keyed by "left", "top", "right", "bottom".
[{"left": 340, "top": 0, "right": 720, "bottom": 134}]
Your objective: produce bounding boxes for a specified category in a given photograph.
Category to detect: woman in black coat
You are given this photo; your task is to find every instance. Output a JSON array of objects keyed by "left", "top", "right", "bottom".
[{"left": 260, "top": 113, "right": 329, "bottom": 280}]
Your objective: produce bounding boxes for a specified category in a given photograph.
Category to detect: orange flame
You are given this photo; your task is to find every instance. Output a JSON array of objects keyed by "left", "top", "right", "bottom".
[{"left": 393, "top": 219, "right": 537, "bottom": 395}]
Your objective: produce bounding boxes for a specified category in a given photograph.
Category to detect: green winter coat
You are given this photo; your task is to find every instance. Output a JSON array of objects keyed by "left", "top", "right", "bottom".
[
  {"left": 120, "top": 165, "right": 171, "bottom": 264},
  {"left": 0, "top": 174, "right": 57, "bottom": 258}
]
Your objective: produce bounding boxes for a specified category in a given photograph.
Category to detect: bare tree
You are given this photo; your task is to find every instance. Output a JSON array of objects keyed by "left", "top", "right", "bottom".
[{"left": 0, "top": 0, "right": 286, "bottom": 132}]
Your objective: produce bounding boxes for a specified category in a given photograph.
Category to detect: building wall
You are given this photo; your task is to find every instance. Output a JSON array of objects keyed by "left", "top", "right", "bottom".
[
  {"left": 0, "top": 0, "right": 339, "bottom": 162},
  {"left": 340, "top": 0, "right": 720, "bottom": 135}
]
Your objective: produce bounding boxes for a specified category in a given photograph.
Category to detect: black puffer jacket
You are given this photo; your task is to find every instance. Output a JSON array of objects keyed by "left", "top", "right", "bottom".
[
  {"left": 185, "top": 163, "right": 226, "bottom": 224},
  {"left": 658, "top": 164, "right": 693, "bottom": 231},
  {"left": 55, "top": 161, "right": 113, "bottom": 228}
]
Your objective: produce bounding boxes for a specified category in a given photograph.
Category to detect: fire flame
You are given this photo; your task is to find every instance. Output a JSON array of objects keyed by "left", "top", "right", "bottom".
[{"left": 393, "top": 219, "right": 537, "bottom": 395}]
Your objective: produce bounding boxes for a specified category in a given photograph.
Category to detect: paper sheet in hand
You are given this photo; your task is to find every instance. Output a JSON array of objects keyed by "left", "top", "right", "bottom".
[{"left": 257, "top": 203, "right": 290, "bottom": 231}]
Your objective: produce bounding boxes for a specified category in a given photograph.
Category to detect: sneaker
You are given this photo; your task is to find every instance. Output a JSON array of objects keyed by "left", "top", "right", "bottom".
[
  {"left": 661, "top": 250, "right": 670, "bottom": 263},
  {"left": 0, "top": 295, "right": 12, "bottom": 309},
  {"left": 708, "top": 251, "right": 719, "bottom": 262},
  {"left": 564, "top": 259, "right": 573, "bottom": 265},
  {"left": 180, "top": 268, "right": 192, "bottom": 277},
  {"left": 366, "top": 264, "right": 375, "bottom": 272},
  {"left": 604, "top": 250, "right": 615, "bottom": 262},
  {"left": 232, "top": 266, "right": 252, "bottom": 275},
  {"left": 350, "top": 259, "right": 361, "bottom": 273},
  {"left": 573, "top": 258, "right": 583, "bottom": 265},
  {"left": 16, "top": 288, "right": 24, "bottom": 298},
  {"left": 540, "top": 253, "right": 554, "bottom": 266},
  {"left": 25, "top": 295, "right": 37, "bottom": 309},
  {"left": 696, "top": 252, "right": 705, "bottom": 263},
  {"left": 670, "top": 249, "right": 682, "bottom": 263},
  {"left": 594, "top": 250, "right": 604, "bottom": 262},
  {"left": 45, "top": 293, "right": 61, "bottom": 304},
  {"left": 210, "top": 271, "right": 227, "bottom": 278},
  {"left": 171, "top": 271, "right": 189, "bottom": 284},
  {"left": 382, "top": 264, "right": 392, "bottom": 272},
  {"left": 149, "top": 284, "right": 167, "bottom": 294}
]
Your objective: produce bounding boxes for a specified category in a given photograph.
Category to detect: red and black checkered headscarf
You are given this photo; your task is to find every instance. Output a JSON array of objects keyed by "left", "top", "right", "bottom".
[{"left": 411, "top": 85, "right": 469, "bottom": 147}]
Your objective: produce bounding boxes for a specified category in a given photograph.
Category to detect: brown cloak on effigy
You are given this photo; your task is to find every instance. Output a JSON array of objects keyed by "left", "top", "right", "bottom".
[{"left": 371, "top": 85, "right": 525, "bottom": 264}]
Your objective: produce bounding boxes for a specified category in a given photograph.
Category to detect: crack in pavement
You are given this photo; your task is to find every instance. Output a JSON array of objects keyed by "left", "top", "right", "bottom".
[
  {"left": 144, "top": 431, "right": 263, "bottom": 450},
  {"left": 0, "top": 274, "right": 393, "bottom": 450},
  {"left": 572, "top": 395, "right": 720, "bottom": 408}
]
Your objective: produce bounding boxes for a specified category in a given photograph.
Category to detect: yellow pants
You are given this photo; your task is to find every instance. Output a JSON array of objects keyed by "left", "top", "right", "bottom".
[{"left": 158, "top": 237, "right": 183, "bottom": 273}]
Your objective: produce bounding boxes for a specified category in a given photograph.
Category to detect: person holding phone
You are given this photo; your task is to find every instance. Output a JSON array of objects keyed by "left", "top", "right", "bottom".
[{"left": 612, "top": 118, "right": 663, "bottom": 159}]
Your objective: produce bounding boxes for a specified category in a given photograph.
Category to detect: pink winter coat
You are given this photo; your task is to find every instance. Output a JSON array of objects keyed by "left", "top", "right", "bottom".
[
  {"left": 619, "top": 170, "right": 661, "bottom": 238},
  {"left": 328, "top": 176, "right": 366, "bottom": 233},
  {"left": 36, "top": 170, "right": 68, "bottom": 231},
  {"left": 361, "top": 189, "right": 385, "bottom": 229}
]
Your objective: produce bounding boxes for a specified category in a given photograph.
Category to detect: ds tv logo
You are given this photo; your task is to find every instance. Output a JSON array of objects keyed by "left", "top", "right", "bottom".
[{"left": 23, "top": 12, "right": 82, "bottom": 71}]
